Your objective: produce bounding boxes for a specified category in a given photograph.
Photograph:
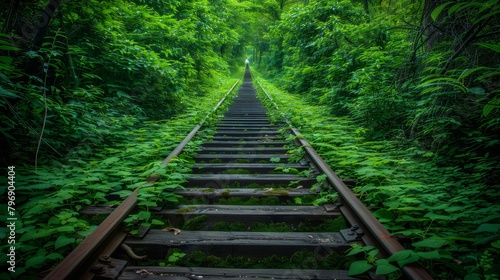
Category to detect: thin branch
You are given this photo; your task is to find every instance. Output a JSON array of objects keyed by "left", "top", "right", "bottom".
[
  {"left": 2, "top": 98, "right": 63, "bottom": 157},
  {"left": 442, "top": 16, "right": 492, "bottom": 72},
  {"left": 35, "top": 81, "right": 48, "bottom": 171},
  {"left": 475, "top": 29, "right": 500, "bottom": 40},
  {"left": 36, "top": 30, "right": 60, "bottom": 171}
]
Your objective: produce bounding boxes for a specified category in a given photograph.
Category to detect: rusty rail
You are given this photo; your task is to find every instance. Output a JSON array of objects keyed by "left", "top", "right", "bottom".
[
  {"left": 254, "top": 73, "right": 433, "bottom": 280},
  {"left": 43, "top": 78, "right": 241, "bottom": 280}
]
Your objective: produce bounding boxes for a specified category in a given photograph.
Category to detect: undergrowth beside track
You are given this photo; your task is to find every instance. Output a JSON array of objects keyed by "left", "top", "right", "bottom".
[
  {"left": 0, "top": 72, "right": 242, "bottom": 280},
  {"left": 252, "top": 70, "right": 500, "bottom": 279}
]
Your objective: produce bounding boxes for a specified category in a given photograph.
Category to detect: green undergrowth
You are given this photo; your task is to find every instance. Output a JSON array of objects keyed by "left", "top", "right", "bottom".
[
  {"left": 195, "top": 168, "right": 282, "bottom": 175},
  {"left": 0, "top": 74, "right": 242, "bottom": 279},
  {"left": 180, "top": 216, "right": 346, "bottom": 232},
  {"left": 189, "top": 182, "right": 292, "bottom": 189},
  {"left": 222, "top": 168, "right": 252, "bottom": 174},
  {"left": 178, "top": 195, "right": 317, "bottom": 206},
  {"left": 151, "top": 248, "right": 356, "bottom": 270},
  {"left": 252, "top": 70, "right": 500, "bottom": 278}
]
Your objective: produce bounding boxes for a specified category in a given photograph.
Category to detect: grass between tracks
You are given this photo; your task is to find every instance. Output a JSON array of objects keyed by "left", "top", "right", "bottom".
[
  {"left": 129, "top": 216, "right": 352, "bottom": 270},
  {"left": 180, "top": 216, "right": 347, "bottom": 232},
  {"left": 251, "top": 69, "right": 500, "bottom": 279},
  {"left": 131, "top": 248, "right": 355, "bottom": 271},
  {"left": 0, "top": 72, "right": 242, "bottom": 279}
]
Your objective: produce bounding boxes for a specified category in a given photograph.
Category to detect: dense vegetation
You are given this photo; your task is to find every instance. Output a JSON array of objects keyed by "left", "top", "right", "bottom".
[
  {"left": 254, "top": 0, "right": 499, "bottom": 183},
  {"left": 1, "top": 1, "right": 246, "bottom": 278},
  {"left": 1, "top": 0, "right": 499, "bottom": 279},
  {"left": 256, "top": 73, "right": 500, "bottom": 279},
  {"left": 0, "top": 0, "right": 250, "bottom": 166},
  {"left": 250, "top": 0, "right": 500, "bottom": 277}
]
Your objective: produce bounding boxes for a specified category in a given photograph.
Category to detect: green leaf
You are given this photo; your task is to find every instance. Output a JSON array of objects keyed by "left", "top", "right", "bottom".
[
  {"left": 57, "top": 212, "right": 72, "bottom": 220},
  {"left": 348, "top": 260, "right": 373, "bottom": 276},
  {"left": 46, "top": 252, "right": 64, "bottom": 260},
  {"left": 0, "top": 43, "right": 20, "bottom": 51},
  {"left": 19, "top": 230, "right": 41, "bottom": 242},
  {"left": 270, "top": 157, "right": 281, "bottom": 163},
  {"left": 55, "top": 236, "right": 76, "bottom": 249},
  {"left": 448, "top": 2, "right": 480, "bottom": 15},
  {"left": 386, "top": 250, "right": 412, "bottom": 262},
  {"left": 424, "top": 212, "right": 453, "bottom": 221},
  {"left": 138, "top": 201, "right": 158, "bottom": 207},
  {"left": 394, "top": 229, "right": 424, "bottom": 237},
  {"left": 397, "top": 251, "right": 420, "bottom": 267},
  {"left": 101, "top": 156, "right": 120, "bottom": 165},
  {"left": 112, "top": 190, "right": 133, "bottom": 198},
  {"left": 416, "top": 250, "right": 440, "bottom": 259},
  {"left": 368, "top": 248, "right": 380, "bottom": 257},
  {"left": 476, "top": 43, "right": 500, "bottom": 53},
  {"left": 138, "top": 211, "right": 151, "bottom": 221},
  {"left": 464, "top": 273, "right": 482, "bottom": 280},
  {"left": 473, "top": 234, "right": 500, "bottom": 245},
  {"left": 483, "top": 97, "right": 500, "bottom": 117},
  {"left": 151, "top": 219, "right": 164, "bottom": 225},
  {"left": 473, "top": 223, "right": 500, "bottom": 233},
  {"left": 437, "top": 249, "right": 454, "bottom": 259},
  {"left": 375, "top": 259, "right": 400, "bottom": 275},
  {"left": 458, "top": 67, "right": 488, "bottom": 80},
  {"left": 346, "top": 245, "right": 366, "bottom": 256},
  {"left": 78, "top": 225, "right": 98, "bottom": 237},
  {"left": 467, "top": 87, "right": 485, "bottom": 95},
  {"left": 0, "top": 86, "right": 21, "bottom": 98},
  {"left": 56, "top": 225, "right": 75, "bottom": 232},
  {"left": 412, "top": 236, "right": 448, "bottom": 249},
  {"left": 431, "top": 2, "right": 452, "bottom": 21},
  {"left": 373, "top": 208, "right": 394, "bottom": 223},
  {"left": 26, "top": 255, "right": 47, "bottom": 269}
]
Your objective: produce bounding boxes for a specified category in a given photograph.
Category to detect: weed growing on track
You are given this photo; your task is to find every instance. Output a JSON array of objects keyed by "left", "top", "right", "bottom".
[{"left": 156, "top": 248, "right": 355, "bottom": 270}]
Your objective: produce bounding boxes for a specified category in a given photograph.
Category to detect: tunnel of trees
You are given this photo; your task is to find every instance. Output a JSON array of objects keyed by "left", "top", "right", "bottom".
[{"left": 0, "top": 0, "right": 499, "bottom": 279}]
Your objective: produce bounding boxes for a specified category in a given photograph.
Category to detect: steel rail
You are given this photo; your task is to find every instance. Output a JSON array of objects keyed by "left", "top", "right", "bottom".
[
  {"left": 43, "top": 78, "right": 241, "bottom": 280},
  {"left": 253, "top": 70, "right": 433, "bottom": 280}
]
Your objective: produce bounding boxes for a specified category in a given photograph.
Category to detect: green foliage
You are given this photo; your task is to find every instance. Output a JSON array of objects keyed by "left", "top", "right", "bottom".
[
  {"left": 182, "top": 215, "right": 208, "bottom": 231},
  {"left": 163, "top": 248, "right": 353, "bottom": 270},
  {"left": 166, "top": 252, "right": 187, "bottom": 265},
  {"left": 312, "top": 191, "right": 338, "bottom": 206},
  {"left": 207, "top": 217, "right": 345, "bottom": 232},
  {"left": 1, "top": 0, "right": 499, "bottom": 278},
  {"left": 0, "top": 0, "right": 248, "bottom": 166},
  {"left": 248, "top": 0, "right": 500, "bottom": 276},
  {"left": 257, "top": 0, "right": 418, "bottom": 135},
  {"left": 344, "top": 245, "right": 452, "bottom": 277},
  {"left": 255, "top": 73, "right": 500, "bottom": 278},
  {"left": 0, "top": 72, "right": 239, "bottom": 278},
  {"left": 254, "top": 0, "right": 499, "bottom": 194}
]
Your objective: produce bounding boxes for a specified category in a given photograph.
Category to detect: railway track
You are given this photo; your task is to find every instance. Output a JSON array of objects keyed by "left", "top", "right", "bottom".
[{"left": 44, "top": 68, "right": 432, "bottom": 279}]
